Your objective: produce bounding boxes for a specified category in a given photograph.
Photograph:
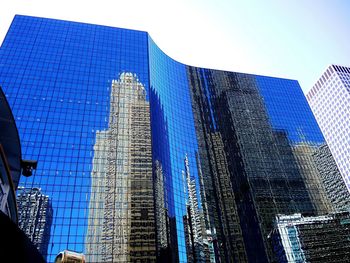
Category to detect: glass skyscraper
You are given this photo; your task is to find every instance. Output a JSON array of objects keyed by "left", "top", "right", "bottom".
[{"left": 0, "top": 15, "right": 347, "bottom": 262}]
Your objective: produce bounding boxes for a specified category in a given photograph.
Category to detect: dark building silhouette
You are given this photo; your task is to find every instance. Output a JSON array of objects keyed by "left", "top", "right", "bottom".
[{"left": 0, "top": 86, "right": 43, "bottom": 262}]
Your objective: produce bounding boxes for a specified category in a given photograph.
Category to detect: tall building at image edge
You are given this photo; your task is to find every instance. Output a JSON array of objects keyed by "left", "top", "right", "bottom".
[
  {"left": 307, "top": 65, "right": 350, "bottom": 192},
  {"left": 0, "top": 15, "right": 348, "bottom": 262},
  {"left": 17, "top": 187, "right": 53, "bottom": 260}
]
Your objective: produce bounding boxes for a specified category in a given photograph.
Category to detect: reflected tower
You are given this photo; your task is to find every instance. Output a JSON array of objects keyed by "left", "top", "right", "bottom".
[
  {"left": 17, "top": 187, "right": 52, "bottom": 260},
  {"left": 86, "top": 73, "right": 156, "bottom": 262},
  {"left": 182, "top": 155, "right": 205, "bottom": 262}
]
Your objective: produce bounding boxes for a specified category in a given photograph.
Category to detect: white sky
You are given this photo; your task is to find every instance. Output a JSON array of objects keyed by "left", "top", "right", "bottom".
[{"left": 1, "top": 0, "right": 349, "bottom": 93}]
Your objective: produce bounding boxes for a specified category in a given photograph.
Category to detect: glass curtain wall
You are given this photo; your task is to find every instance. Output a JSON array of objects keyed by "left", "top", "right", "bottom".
[{"left": 0, "top": 15, "right": 347, "bottom": 263}]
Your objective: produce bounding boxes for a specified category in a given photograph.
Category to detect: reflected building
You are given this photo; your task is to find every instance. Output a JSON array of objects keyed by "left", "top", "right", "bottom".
[
  {"left": 1, "top": 15, "right": 349, "bottom": 263},
  {"left": 86, "top": 73, "right": 156, "bottom": 262},
  {"left": 150, "top": 86, "right": 179, "bottom": 262},
  {"left": 292, "top": 143, "right": 333, "bottom": 213},
  {"left": 272, "top": 212, "right": 350, "bottom": 263},
  {"left": 313, "top": 144, "right": 350, "bottom": 212},
  {"left": 154, "top": 160, "right": 169, "bottom": 256},
  {"left": 187, "top": 68, "right": 338, "bottom": 262},
  {"left": 182, "top": 155, "right": 206, "bottom": 262},
  {"left": 187, "top": 67, "right": 248, "bottom": 263},
  {"left": 17, "top": 187, "right": 52, "bottom": 260}
]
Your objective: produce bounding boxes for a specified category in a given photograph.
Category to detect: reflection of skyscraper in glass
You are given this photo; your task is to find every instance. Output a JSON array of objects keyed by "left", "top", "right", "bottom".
[
  {"left": 187, "top": 67, "right": 248, "bottom": 263},
  {"left": 86, "top": 73, "right": 156, "bottom": 262},
  {"left": 182, "top": 155, "right": 206, "bottom": 262},
  {"left": 205, "top": 71, "right": 305, "bottom": 261},
  {"left": 272, "top": 212, "right": 350, "bottom": 263},
  {"left": 307, "top": 65, "right": 350, "bottom": 191},
  {"left": 292, "top": 143, "right": 333, "bottom": 214},
  {"left": 154, "top": 160, "right": 168, "bottom": 253},
  {"left": 17, "top": 187, "right": 52, "bottom": 260},
  {"left": 312, "top": 144, "right": 350, "bottom": 212},
  {"left": 2, "top": 15, "right": 349, "bottom": 263},
  {"left": 187, "top": 68, "right": 336, "bottom": 262}
]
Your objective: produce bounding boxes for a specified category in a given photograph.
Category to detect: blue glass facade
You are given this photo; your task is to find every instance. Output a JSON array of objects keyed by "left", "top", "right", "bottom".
[
  {"left": 148, "top": 38, "right": 201, "bottom": 262},
  {"left": 0, "top": 15, "right": 346, "bottom": 262},
  {"left": 256, "top": 76, "right": 324, "bottom": 143},
  {"left": 0, "top": 16, "right": 150, "bottom": 261}
]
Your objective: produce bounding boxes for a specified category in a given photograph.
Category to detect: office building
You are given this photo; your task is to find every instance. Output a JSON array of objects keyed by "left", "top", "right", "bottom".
[
  {"left": 271, "top": 212, "right": 350, "bottom": 262},
  {"left": 307, "top": 65, "right": 350, "bottom": 191},
  {"left": 17, "top": 187, "right": 53, "bottom": 260},
  {"left": 0, "top": 15, "right": 347, "bottom": 262}
]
